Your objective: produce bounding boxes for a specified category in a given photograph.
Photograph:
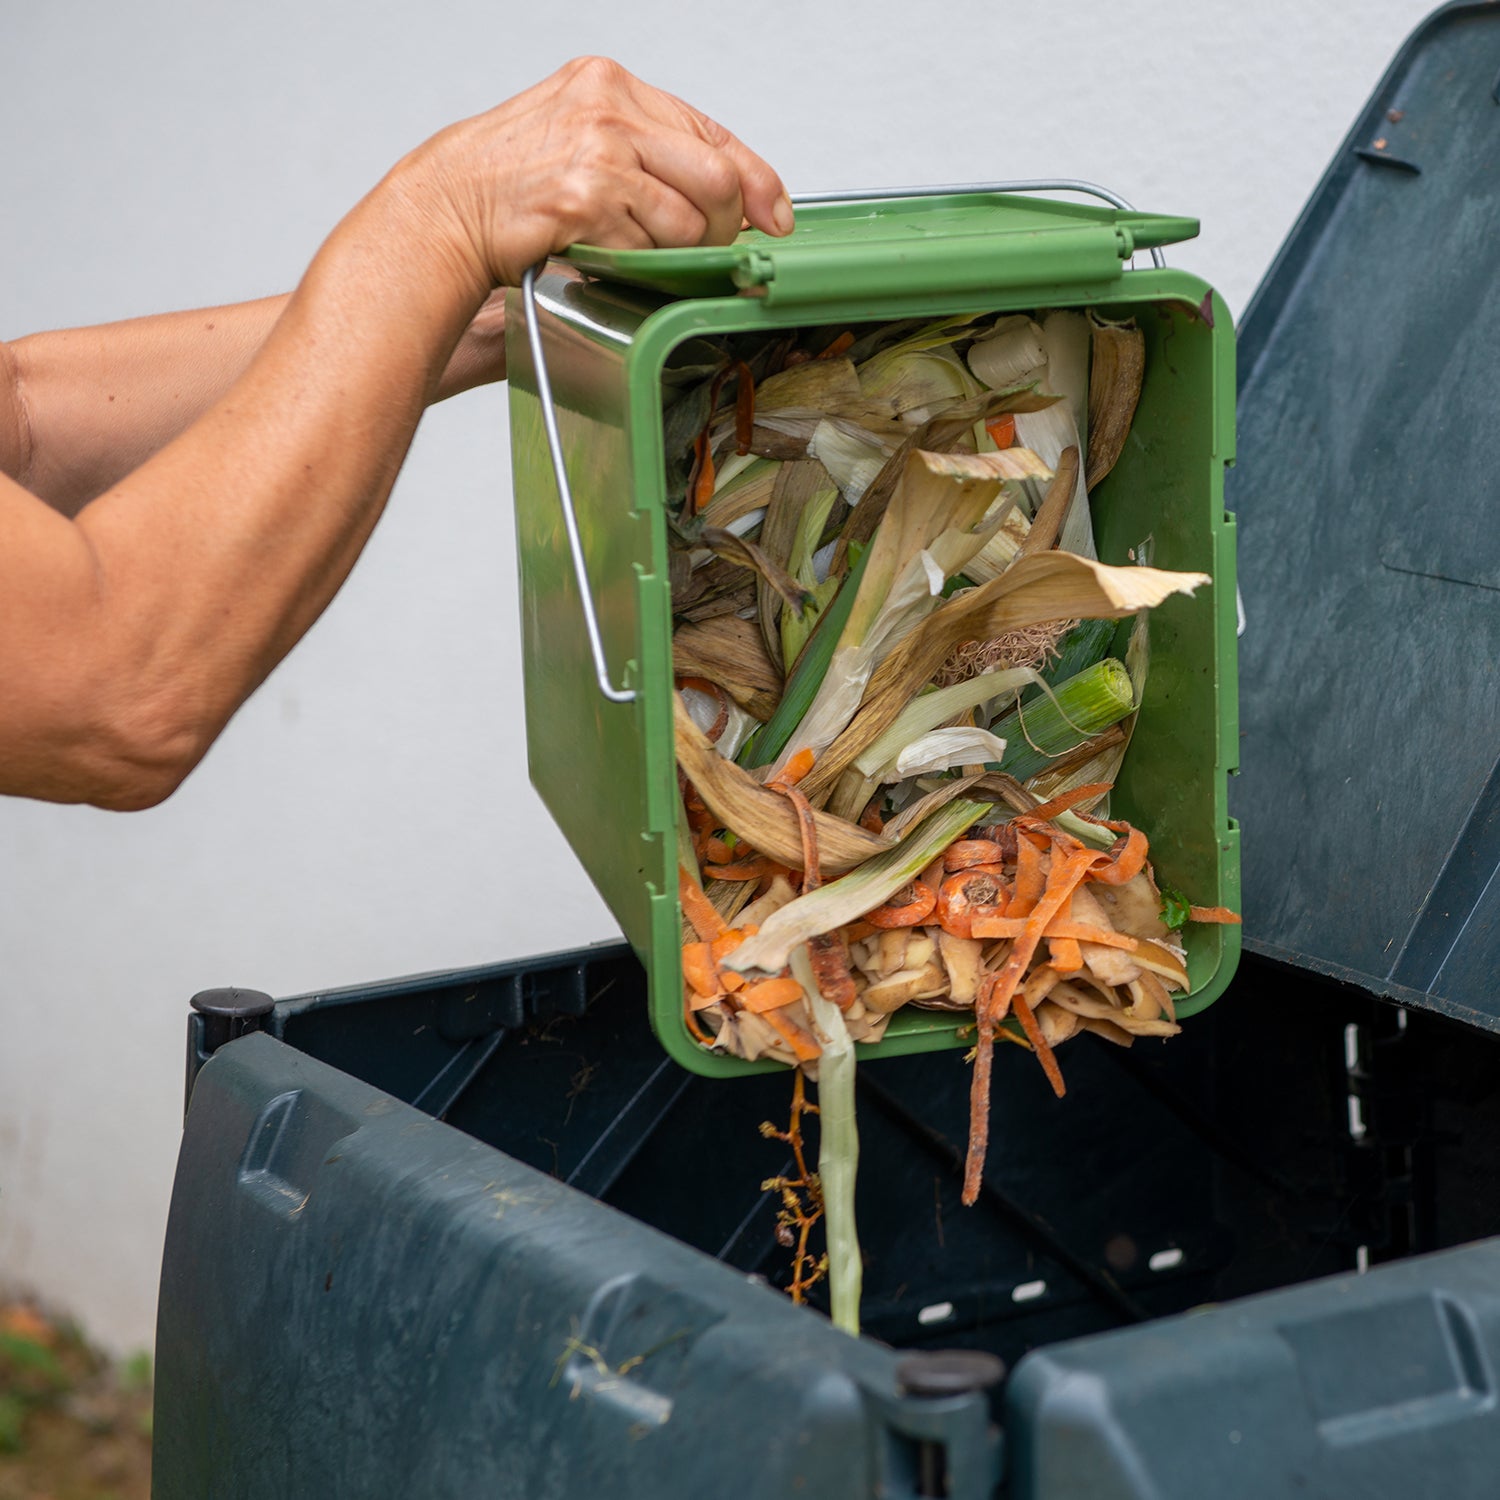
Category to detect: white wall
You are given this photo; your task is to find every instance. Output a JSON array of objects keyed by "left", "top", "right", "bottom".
[{"left": 0, "top": 0, "right": 1438, "bottom": 1353}]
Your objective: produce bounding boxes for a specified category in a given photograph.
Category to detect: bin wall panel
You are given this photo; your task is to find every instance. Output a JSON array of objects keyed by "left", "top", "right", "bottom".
[
  {"left": 155, "top": 1032, "right": 1001, "bottom": 1500},
  {"left": 1229, "top": 0, "right": 1500, "bottom": 1025},
  {"left": 1008, "top": 1243, "right": 1500, "bottom": 1500}
]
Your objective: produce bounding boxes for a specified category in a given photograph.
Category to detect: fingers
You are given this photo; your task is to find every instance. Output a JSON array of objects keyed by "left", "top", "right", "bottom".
[
  {"left": 678, "top": 108, "right": 793, "bottom": 240},
  {"left": 633, "top": 81, "right": 793, "bottom": 241},
  {"left": 633, "top": 128, "right": 742, "bottom": 247},
  {"left": 566, "top": 57, "right": 793, "bottom": 244},
  {"left": 620, "top": 169, "right": 711, "bottom": 248}
]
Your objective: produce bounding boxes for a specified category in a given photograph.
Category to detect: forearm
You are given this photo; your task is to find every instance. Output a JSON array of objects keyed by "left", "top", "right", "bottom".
[
  {"left": 11, "top": 288, "right": 504, "bottom": 515},
  {"left": 25, "top": 176, "right": 485, "bottom": 806},
  {"left": 10, "top": 297, "right": 286, "bottom": 514}
]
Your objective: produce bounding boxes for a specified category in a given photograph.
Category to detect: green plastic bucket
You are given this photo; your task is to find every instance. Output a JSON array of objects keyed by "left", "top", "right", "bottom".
[{"left": 508, "top": 185, "right": 1240, "bottom": 1078}]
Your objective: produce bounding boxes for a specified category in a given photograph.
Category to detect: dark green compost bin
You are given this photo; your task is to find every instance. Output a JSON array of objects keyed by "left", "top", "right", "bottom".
[{"left": 152, "top": 5, "right": 1500, "bottom": 1497}]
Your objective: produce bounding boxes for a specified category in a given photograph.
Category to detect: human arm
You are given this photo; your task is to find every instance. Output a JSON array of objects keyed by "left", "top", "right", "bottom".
[
  {"left": 0, "top": 56, "right": 791, "bottom": 811},
  {"left": 6, "top": 289, "right": 508, "bottom": 516}
]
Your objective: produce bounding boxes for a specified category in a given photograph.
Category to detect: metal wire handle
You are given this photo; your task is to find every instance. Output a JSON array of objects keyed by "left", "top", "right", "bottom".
[
  {"left": 522, "top": 179, "right": 1162, "bottom": 707},
  {"left": 521, "top": 264, "right": 638, "bottom": 704}
]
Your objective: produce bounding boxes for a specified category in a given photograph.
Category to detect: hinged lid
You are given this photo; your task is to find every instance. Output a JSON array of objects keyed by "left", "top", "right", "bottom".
[
  {"left": 565, "top": 191, "right": 1198, "bottom": 303},
  {"left": 1229, "top": 1, "right": 1500, "bottom": 1029}
]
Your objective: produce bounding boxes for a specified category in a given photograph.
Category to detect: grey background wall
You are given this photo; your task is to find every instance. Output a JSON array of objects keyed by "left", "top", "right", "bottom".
[{"left": 0, "top": 0, "right": 1438, "bottom": 1353}]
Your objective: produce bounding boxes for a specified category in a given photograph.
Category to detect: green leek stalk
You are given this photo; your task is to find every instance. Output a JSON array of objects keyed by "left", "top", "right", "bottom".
[
  {"left": 1037, "top": 617, "right": 1117, "bottom": 693},
  {"left": 740, "top": 544, "right": 871, "bottom": 769},
  {"left": 989, "top": 658, "right": 1133, "bottom": 784},
  {"left": 789, "top": 945, "right": 861, "bottom": 1336}
]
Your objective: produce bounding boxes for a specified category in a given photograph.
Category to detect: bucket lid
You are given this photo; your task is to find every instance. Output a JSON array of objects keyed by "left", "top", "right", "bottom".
[
  {"left": 1229, "top": 1, "right": 1500, "bottom": 1027},
  {"left": 564, "top": 190, "right": 1197, "bottom": 303}
]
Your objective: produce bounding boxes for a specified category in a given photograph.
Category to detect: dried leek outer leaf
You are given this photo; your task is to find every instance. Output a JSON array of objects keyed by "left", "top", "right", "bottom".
[
  {"left": 790, "top": 945, "right": 861, "bottom": 1337},
  {"left": 881, "top": 771, "right": 990, "bottom": 841},
  {"left": 757, "top": 460, "right": 837, "bottom": 669},
  {"left": 699, "top": 456, "right": 779, "bottom": 532},
  {"left": 1040, "top": 311, "right": 1092, "bottom": 554},
  {"left": 832, "top": 389, "right": 1058, "bottom": 575},
  {"left": 755, "top": 357, "right": 863, "bottom": 415},
  {"left": 854, "top": 665, "right": 1041, "bottom": 778},
  {"left": 966, "top": 315, "right": 1047, "bottom": 391},
  {"left": 674, "top": 694, "right": 890, "bottom": 875},
  {"left": 726, "top": 799, "right": 991, "bottom": 976},
  {"left": 1086, "top": 316, "right": 1146, "bottom": 491},
  {"left": 773, "top": 449, "right": 1050, "bottom": 778},
  {"left": 701, "top": 526, "right": 815, "bottom": 619},
  {"left": 672, "top": 615, "right": 783, "bottom": 722},
  {"left": 856, "top": 312, "right": 989, "bottom": 397},
  {"left": 889, "top": 727, "right": 1009, "bottom": 779},
  {"left": 1015, "top": 446, "right": 1080, "bottom": 559},
  {"left": 797, "top": 553, "right": 1210, "bottom": 801},
  {"left": 809, "top": 419, "right": 893, "bottom": 503},
  {"left": 859, "top": 346, "right": 980, "bottom": 422},
  {"left": 957, "top": 505, "right": 1031, "bottom": 585}
]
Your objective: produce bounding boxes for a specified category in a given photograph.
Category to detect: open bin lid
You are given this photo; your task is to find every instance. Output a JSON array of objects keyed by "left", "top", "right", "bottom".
[
  {"left": 566, "top": 191, "right": 1198, "bottom": 303},
  {"left": 1229, "top": 1, "right": 1500, "bottom": 1029}
]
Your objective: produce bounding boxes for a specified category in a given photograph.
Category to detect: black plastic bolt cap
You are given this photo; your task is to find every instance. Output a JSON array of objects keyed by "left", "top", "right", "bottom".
[
  {"left": 896, "top": 1350, "right": 1007, "bottom": 1399},
  {"left": 191, "top": 987, "right": 275, "bottom": 1019}
]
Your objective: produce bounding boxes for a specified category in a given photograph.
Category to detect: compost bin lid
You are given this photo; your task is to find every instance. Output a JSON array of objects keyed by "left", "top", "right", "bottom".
[
  {"left": 1229, "top": 0, "right": 1500, "bottom": 1029},
  {"left": 564, "top": 191, "right": 1198, "bottom": 303}
]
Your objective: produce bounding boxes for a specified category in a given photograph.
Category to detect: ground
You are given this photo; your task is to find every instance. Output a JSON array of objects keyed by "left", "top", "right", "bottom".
[{"left": 0, "top": 1301, "right": 151, "bottom": 1500}]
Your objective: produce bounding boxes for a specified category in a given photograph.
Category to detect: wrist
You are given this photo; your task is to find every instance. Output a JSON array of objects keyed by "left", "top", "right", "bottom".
[{"left": 331, "top": 152, "right": 496, "bottom": 335}]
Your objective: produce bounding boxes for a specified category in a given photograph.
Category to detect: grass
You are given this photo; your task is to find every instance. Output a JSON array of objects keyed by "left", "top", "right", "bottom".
[{"left": 0, "top": 1300, "right": 151, "bottom": 1500}]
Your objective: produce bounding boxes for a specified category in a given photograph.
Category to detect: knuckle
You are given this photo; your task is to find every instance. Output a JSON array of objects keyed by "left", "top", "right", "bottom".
[
  {"left": 699, "top": 154, "right": 739, "bottom": 201},
  {"left": 565, "top": 54, "right": 626, "bottom": 90},
  {"left": 674, "top": 205, "right": 710, "bottom": 245},
  {"left": 696, "top": 113, "right": 732, "bottom": 148},
  {"left": 551, "top": 177, "right": 594, "bottom": 229}
]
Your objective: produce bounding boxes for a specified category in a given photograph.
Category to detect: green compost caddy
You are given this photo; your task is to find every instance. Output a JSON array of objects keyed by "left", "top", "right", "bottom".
[
  {"left": 153, "top": 6, "right": 1500, "bottom": 1497},
  {"left": 507, "top": 183, "right": 1240, "bottom": 1075}
]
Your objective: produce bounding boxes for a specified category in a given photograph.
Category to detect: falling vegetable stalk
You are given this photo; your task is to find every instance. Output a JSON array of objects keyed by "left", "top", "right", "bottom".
[{"left": 791, "top": 945, "right": 861, "bottom": 1335}]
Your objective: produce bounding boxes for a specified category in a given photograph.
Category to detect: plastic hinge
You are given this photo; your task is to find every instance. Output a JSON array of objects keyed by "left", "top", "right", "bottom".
[{"left": 733, "top": 224, "right": 1139, "bottom": 308}]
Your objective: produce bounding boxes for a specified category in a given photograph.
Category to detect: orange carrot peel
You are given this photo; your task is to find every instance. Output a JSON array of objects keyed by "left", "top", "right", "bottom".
[
  {"left": 963, "top": 842, "right": 1107, "bottom": 1203},
  {"left": 937, "top": 866, "right": 1009, "bottom": 939},
  {"left": 1189, "top": 905, "right": 1242, "bottom": 924},
  {"left": 985, "top": 413, "right": 1017, "bottom": 449},
  {"left": 679, "top": 865, "right": 729, "bottom": 943},
  {"left": 864, "top": 882, "right": 938, "bottom": 929}
]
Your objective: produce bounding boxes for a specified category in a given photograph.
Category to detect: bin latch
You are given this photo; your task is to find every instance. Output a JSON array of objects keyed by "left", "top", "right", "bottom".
[{"left": 185, "top": 986, "right": 275, "bottom": 1120}]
